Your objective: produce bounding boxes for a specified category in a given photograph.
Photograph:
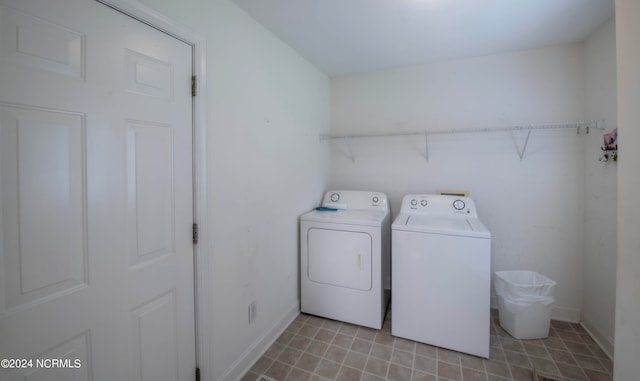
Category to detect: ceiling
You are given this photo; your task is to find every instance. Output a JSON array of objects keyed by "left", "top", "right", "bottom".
[{"left": 231, "top": 0, "right": 615, "bottom": 77}]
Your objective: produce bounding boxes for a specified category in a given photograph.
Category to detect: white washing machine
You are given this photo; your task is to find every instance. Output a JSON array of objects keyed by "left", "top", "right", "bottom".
[
  {"left": 392, "top": 194, "right": 491, "bottom": 358},
  {"left": 300, "top": 190, "right": 390, "bottom": 329}
]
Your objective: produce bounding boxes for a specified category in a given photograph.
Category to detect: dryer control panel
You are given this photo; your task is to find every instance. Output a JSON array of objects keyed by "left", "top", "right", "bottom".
[
  {"left": 322, "top": 190, "right": 389, "bottom": 211},
  {"left": 400, "top": 194, "right": 478, "bottom": 218}
]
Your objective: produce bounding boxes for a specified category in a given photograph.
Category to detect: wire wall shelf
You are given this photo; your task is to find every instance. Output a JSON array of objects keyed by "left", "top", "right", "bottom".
[{"left": 321, "top": 121, "right": 605, "bottom": 161}]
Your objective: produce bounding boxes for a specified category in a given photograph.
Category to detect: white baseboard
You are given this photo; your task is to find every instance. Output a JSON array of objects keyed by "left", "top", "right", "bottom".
[
  {"left": 219, "top": 301, "right": 300, "bottom": 381},
  {"left": 550, "top": 305, "right": 581, "bottom": 323},
  {"left": 580, "top": 316, "right": 614, "bottom": 359}
]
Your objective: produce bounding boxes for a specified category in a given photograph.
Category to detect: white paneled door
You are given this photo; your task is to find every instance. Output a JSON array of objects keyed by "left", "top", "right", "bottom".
[{"left": 0, "top": 0, "right": 196, "bottom": 380}]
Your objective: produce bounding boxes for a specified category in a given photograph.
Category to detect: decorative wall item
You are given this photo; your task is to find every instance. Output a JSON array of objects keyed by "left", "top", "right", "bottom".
[
  {"left": 599, "top": 128, "right": 618, "bottom": 162},
  {"left": 603, "top": 128, "right": 618, "bottom": 150}
]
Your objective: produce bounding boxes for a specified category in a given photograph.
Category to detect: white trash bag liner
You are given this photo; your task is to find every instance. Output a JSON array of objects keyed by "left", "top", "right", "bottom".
[{"left": 495, "top": 270, "right": 556, "bottom": 300}]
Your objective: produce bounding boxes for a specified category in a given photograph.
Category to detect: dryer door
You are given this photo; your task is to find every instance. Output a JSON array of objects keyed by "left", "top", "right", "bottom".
[{"left": 307, "top": 228, "right": 372, "bottom": 291}]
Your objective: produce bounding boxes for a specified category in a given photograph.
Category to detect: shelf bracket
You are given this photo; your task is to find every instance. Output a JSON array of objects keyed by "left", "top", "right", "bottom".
[
  {"left": 511, "top": 128, "right": 532, "bottom": 160},
  {"left": 344, "top": 137, "right": 355, "bottom": 163},
  {"left": 424, "top": 132, "right": 429, "bottom": 161}
]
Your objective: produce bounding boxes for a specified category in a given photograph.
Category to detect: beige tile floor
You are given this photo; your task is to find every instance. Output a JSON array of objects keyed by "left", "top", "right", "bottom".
[{"left": 241, "top": 308, "right": 613, "bottom": 381}]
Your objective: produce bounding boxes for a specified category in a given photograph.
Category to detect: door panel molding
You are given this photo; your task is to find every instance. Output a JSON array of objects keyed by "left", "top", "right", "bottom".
[
  {"left": 0, "top": 5, "right": 86, "bottom": 79},
  {"left": 0, "top": 102, "right": 88, "bottom": 317}
]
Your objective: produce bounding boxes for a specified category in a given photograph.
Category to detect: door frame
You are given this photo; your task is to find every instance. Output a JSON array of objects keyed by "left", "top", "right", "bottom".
[{"left": 93, "top": 0, "right": 210, "bottom": 379}]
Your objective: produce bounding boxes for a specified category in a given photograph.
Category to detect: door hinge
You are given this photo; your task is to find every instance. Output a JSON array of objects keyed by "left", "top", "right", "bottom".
[
  {"left": 192, "top": 223, "right": 198, "bottom": 244},
  {"left": 195, "top": 367, "right": 200, "bottom": 381},
  {"left": 191, "top": 75, "right": 197, "bottom": 97}
]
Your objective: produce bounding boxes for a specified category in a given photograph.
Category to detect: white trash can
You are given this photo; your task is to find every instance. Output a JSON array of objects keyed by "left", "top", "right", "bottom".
[{"left": 494, "top": 271, "right": 556, "bottom": 339}]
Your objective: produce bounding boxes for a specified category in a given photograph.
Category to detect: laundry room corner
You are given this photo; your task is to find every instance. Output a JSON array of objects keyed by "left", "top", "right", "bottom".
[{"left": 328, "top": 44, "right": 590, "bottom": 324}]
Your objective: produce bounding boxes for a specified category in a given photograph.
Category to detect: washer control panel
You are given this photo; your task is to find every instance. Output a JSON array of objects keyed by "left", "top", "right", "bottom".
[
  {"left": 322, "top": 190, "right": 389, "bottom": 211},
  {"left": 400, "top": 194, "right": 477, "bottom": 218}
]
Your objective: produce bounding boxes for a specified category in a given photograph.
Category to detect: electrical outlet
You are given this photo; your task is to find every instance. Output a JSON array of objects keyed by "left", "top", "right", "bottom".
[{"left": 248, "top": 301, "right": 257, "bottom": 324}]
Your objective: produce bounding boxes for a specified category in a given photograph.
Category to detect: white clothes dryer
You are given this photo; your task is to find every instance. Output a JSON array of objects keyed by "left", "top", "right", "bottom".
[
  {"left": 300, "top": 190, "right": 390, "bottom": 329},
  {"left": 392, "top": 194, "right": 491, "bottom": 358}
]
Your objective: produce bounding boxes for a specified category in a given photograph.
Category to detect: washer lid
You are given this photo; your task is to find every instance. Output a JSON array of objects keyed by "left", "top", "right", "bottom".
[
  {"left": 392, "top": 214, "right": 490, "bottom": 238},
  {"left": 301, "top": 209, "right": 388, "bottom": 227}
]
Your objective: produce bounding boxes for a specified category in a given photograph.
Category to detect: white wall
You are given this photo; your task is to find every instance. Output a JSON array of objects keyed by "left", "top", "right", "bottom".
[
  {"left": 582, "top": 17, "right": 617, "bottom": 357},
  {"left": 330, "top": 45, "right": 587, "bottom": 322},
  {"left": 614, "top": 0, "right": 640, "bottom": 379},
  {"left": 136, "top": 0, "right": 330, "bottom": 380}
]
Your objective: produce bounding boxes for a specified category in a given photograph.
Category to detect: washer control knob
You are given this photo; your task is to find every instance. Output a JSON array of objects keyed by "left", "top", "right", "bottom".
[
  {"left": 330, "top": 193, "right": 340, "bottom": 202},
  {"left": 453, "top": 199, "right": 466, "bottom": 210},
  {"left": 372, "top": 196, "right": 379, "bottom": 203},
  {"left": 420, "top": 200, "right": 428, "bottom": 206},
  {"left": 410, "top": 199, "right": 418, "bottom": 206}
]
